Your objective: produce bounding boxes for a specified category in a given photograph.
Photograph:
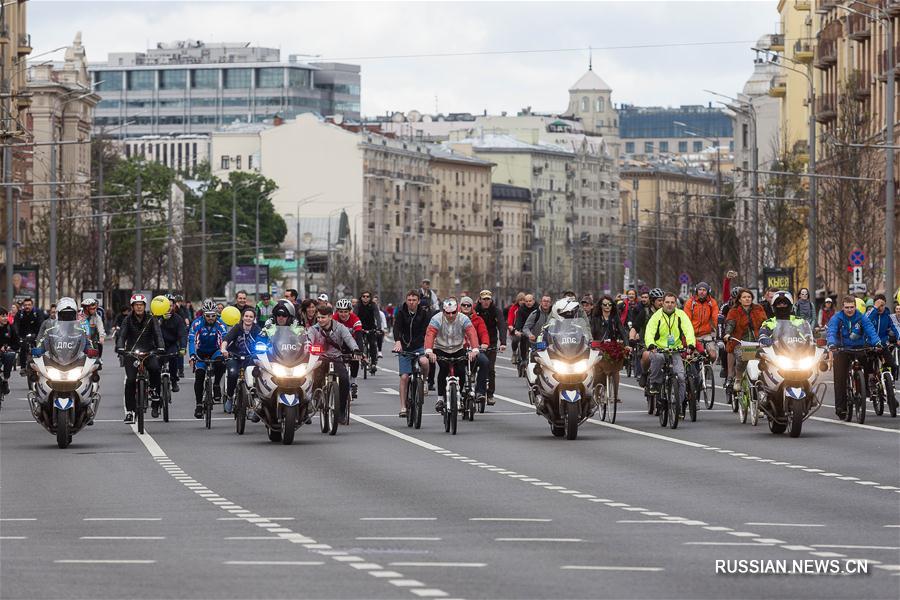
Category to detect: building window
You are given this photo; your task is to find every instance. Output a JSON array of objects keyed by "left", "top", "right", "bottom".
[
  {"left": 257, "top": 67, "right": 283, "bottom": 88},
  {"left": 742, "top": 123, "right": 749, "bottom": 149},
  {"left": 288, "top": 69, "right": 311, "bottom": 88},
  {"left": 659, "top": 141, "right": 669, "bottom": 153},
  {"left": 127, "top": 70, "right": 155, "bottom": 91},
  {"left": 596, "top": 97, "right": 604, "bottom": 112},
  {"left": 160, "top": 70, "right": 186, "bottom": 90},
  {"left": 224, "top": 68, "right": 252, "bottom": 89},
  {"left": 248, "top": 155, "right": 254, "bottom": 169},
  {"left": 95, "top": 71, "right": 123, "bottom": 92},
  {"left": 692, "top": 141, "right": 703, "bottom": 152},
  {"left": 625, "top": 141, "right": 635, "bottom": 154},
  {"left": 191, "top": 69, "right": 218, "bottom": 89},
  {"left": 221, "top": 156, "right": 230, "bottom": 170},
  {"left": 581, "top": 97, "right": 589, "bottom": 112},
  {"left": 644, "top": 141, "right": 654, "bottom": 154},
  {"left": 235, "top": 155, "right": 242, "bottom": 170},
  {"left": 678, "top": 140, "right": 688, "bottom": 153}
]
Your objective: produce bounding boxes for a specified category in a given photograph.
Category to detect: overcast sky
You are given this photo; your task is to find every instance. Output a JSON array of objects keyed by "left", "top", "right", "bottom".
[{"left": 31, "top": 0, "right": 778, "bottom": 116}]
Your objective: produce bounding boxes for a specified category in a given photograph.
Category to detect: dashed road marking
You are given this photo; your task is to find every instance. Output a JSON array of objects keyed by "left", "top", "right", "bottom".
[
  {"left": 745, "top": 522, "right": 825, "bottom": 528},
  {"left": 561, "top": 565, "right": 664, "bottom": 572},
  {"left": 391, "top": 562, "right": 486, "bottom": 568},
  {"left": 54, "top": 559, "right": 156, "bottom": 564},
  {"left": 224, "top": 560, "right": 324, "bottom": 566},
  {"left": 469, "top": 518, "right": 551, "bottom": 522}
]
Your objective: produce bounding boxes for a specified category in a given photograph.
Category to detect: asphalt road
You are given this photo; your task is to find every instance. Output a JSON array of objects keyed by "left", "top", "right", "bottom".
[{"left": 1, "top": 347, "right": 899, "bottom": 600}]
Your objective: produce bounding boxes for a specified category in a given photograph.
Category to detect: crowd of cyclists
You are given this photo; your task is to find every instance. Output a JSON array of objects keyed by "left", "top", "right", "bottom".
[{"left": 4, "top": 269, "right": 899, "bottom": 428}]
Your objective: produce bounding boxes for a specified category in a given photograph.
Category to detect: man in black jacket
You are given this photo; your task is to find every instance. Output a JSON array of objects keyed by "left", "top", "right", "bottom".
[
  {"left": 512, "top": 293, "right": 537, "bottom": 367},
  {"left": 115, "top": 294, "right": 165, "bottom": 424},
  {"left": 392, "top": 290, "right": 431, "bottom": 418},
  {"left": 14, "top": 297, "right": 43, "bottom": 371},
  {"left": 0, "top": 307, "right": 19, "bottom": 395},
  {"left": 355, "top": 290, "right": 380, "bottom": 367},
  {"left": 157, "top": 294, "right": 187, "bottom": 395},
  {"left": 474, "top": 289, "right": 508, "bottom": 403}
]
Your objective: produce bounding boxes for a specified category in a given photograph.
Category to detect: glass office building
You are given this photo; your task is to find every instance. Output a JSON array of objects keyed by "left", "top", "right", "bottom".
[{"left": 89, "top": 42, "right": 360, "bottom": 137}]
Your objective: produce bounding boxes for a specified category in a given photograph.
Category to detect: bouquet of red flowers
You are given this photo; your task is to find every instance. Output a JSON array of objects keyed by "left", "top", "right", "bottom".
[{"left": 596, "top": 340, "right": 627, "bottom": 361}]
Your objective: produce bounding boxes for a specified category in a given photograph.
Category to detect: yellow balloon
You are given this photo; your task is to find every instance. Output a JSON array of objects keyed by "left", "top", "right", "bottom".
[
  {"left": 221, "top": 305, "right": 241, "bottom": 326},
  {"left": 150, "top": 295, "right": 171, "bottom": 317}
]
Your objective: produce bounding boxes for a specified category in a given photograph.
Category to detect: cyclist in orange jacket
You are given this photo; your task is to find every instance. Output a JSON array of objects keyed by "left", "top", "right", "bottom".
[{"left": 683, "top": 282, "right": 719, "bottom": 362}]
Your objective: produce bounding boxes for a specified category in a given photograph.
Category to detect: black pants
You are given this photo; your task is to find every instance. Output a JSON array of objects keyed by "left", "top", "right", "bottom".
[
  {"left": 312, "top": 358, "right": 350, "bottom": 419},
  {"left": 164, "top": 351, "right": 180, "bottom": 382},
  {"left": 225, "top": 357, "right": 251, "bottom": 398},
  {"left": 0, "top": 351, "right": 15, "bottom": 378},
  {"left": 436, "top": 349, "right": 470, "bottom": 398},
  {"left": 832, "top": 351, "right": 875, "bottom": 413},
  {"left": 18, "top": 335, "right": 35, "bottom": 370},
  {"left": 363, "top": 331, "right": 379, "bottom": 364},
  {"left": 124, "top": 356, "right": 161, "bottom": 412},
  {"left": 375, "top": 331, "right": 384, "bottom": 352},
  {"left": 484, "top": 348, "right": 498, "bottom": 396},
  {"left": 194, "top": 363, "right": 225, "bottom": 405}
]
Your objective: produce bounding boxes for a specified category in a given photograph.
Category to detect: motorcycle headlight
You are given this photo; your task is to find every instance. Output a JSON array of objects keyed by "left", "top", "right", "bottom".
[
  {"left": 46, "top": 367, "right": 80, "bottom": 381},
  {"left": 772, "top": 355, "right": 793, "bottom": 371},
  {"left": 795, "top": 356, "right": 816, "bottom": 371},
  {"left": 271, "top": 363, "right": 289, "bottom": 377},
  {"left": 290, "top": 365, "right": 307, "bottom": 378},
  {"left": 550, "top": 358, "right": 589, "bottom": 375}
]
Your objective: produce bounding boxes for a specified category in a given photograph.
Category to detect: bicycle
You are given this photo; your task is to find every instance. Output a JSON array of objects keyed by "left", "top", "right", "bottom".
[
  {"left": 695, "top": 343, "right": 716, "bottom": 409},
  {"left": 361, "top": 330, "right": 379, "bottom": 378},
  {"left": 194, "top": 356, "right": 225, "bottom": 430},
  {"left": 514, "top": 333, "right": 529, "bottom": 378},
  {"left": 317, "top": 353, "right": 356, "bottom": 436},
  {"left": 683, "top": 351, "right": 705, "bottom": 423},
  {"left": 869, "top": 345, "right": 897, "bottom": 418},
  {"left": 228, "top": 354, "right": 251, "bottom": 435},
  {"left": 395, "top": 350, "right": 425, "bottom": 429},
  {"left": 838, "top": 347, "right": 873, "bottom": 424},
  {"left": 436, "top": 353, "right": 469, "bottom": 435},
  {"left": 648, "top": 348, "right": 682, "bottom": 429},
  {"left": 733, "top": 341, "right": 760, "bottom": 426},
  {"left": 122, "top": 350, "right": 158, "bottom": 435},
  {"left": 157, "top": 353, "right": 176, "bottom": 423},
  {"left": 593, "top": 342, "right": 626, "bottom": 424}
]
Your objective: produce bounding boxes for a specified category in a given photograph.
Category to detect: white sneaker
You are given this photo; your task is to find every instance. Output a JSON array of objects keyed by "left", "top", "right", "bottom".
[
  {"left": 123, "top": 411, "right": 135, "bottom": 424},
  {"left": 378, "top": 351, "right": 383, "bottom": 358}
]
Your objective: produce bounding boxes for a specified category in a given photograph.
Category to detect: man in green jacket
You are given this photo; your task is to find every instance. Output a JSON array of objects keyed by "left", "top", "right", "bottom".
[{"left": 644, "top": 292, "right": 696, "bottom": 403}]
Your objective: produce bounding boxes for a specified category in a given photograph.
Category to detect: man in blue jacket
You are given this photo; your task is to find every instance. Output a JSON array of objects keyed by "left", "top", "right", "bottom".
[
  {"left": 189, "top": 300, "right": 227, "bottom": 418},
  {"left": 827, "top": 295, "right": 882, "bottom": 419},
  {"left": 867, "top": 293, "right": 899, "bottom": 376}
]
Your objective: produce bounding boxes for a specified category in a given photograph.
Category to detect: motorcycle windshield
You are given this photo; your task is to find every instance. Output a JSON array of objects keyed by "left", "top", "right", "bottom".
[
  {"left": 267, "top": 326, "right": 308, "bottom": 367},
  {"left": 44, "top": 321, "right": 86, "bottom": 366},
  {"left": 545, "top": 318, "right": 592, "bottom": 360},
  {"left": 771, "top": 320, "right": 815, "bottom": 357}
]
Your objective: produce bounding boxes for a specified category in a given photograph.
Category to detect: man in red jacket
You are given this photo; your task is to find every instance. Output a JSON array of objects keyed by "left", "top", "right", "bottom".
[{"left": 460, "top": 296, "right": 490, "bottom": 405}]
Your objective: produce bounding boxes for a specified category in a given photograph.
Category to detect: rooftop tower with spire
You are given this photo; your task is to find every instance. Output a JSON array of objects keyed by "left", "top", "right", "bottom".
[{"left": 565, "top": 54, "right": 619, "bottom": 159}]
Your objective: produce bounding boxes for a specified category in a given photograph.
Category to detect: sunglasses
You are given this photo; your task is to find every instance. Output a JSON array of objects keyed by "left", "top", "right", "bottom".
[
  {"left": 362, "top": 295, "right": 370, "bottom": 298},
  {"left": 460, "top": 303, "right": 472, "bottom": 308},
  {"left": 601, "top": 302, "right": 612, "bottom": 307}
]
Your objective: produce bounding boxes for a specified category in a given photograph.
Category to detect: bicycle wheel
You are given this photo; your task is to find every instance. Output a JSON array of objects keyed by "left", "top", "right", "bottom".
[
  {"left": 597, "top": 384, "right": 608, "bottom": 421},
  {"left": 329, "top": 382, "right": 340, "bottom": 435},
  {"left": 607, "top": 375, "right": 617, "bottom": 424},
  {"left": 886, "top": 372, "right": 897, "bottom": 418},
  {"left": 853, "top": 369, "right": 866, "bottom": 425},
  {"left": 738, "top": 376, "right": 749, "bottom": 424},
  {"left": 874, "top": 381, "right": 885, "bottom": 416},
  {"left": 667, "top": 376, "right": 678, "bottom": 430},
  {"left": 363, "top": 357, "right": 368, "bottom": 380},
  {"left": 657, "top": 387, "right": 668, "bottom": 428},
  {"left": 750, "top": 383, "right": 759, "bottom": 426},
  {"left": 449, "top": 383, "right": 458, "bottom": 435},
  {"left": 136, "top": 379, "right": 146, "bottom": 435},
  {"left": 688, "top": 375, "right": 698, "bottom": 422},
  {"left": 161, "top": 377, "right": 171, "bottom": 423},
  {"left": 406, "top": 378, "right": 416, "bottom": 428},
  {"left": 234, "top": 384, "right": 247, "bottom": 435},
  {"left": 625, "top": 354, "right": 633, "bottom": 378},
  {"left": 318, "top": 388, "right": 330, "bottom": 434},
  {"left": 414, "top": 378, "right": 424, "bottom": 429},
  {"left": 703, "top": 364, "right": 715, "bottom": 409},
  {"left": 204, "top": 380, "right": 212, "bottom": 430}
]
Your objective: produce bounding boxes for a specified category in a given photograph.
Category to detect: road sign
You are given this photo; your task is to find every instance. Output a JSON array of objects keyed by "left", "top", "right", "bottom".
[
  {"left": 680, "top": 283, "right": 689, "bottom": 298},
  {"left": 679, "top": 272, "right": 690, "bottom": 285},
  {"left": 849, "top": 249, "right": 865, "bottom": 266},
  {"left": 852, "top": 266, "right": 863, "bottom": 285}
]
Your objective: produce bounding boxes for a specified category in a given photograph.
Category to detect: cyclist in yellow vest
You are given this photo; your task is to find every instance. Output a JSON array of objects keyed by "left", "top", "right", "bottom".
[{"left": 644, "top": 292, "right": 696, "bottom": 402}]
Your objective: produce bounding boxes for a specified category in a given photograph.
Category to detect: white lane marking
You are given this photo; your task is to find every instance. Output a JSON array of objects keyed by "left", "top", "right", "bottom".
[
  {"left": 360, "top": 517, "right": 437, "bottom": 521},
  {"left": 745, "top": 522, "right": 825, "bottom": 528},
  {"left": 389, "top": 580, "right": 425, "bottom": 587},
  {"left": 410, "top": 590, "right": 449, "bottom": 598},
  {"left": 54, "top": 559, "right": 156, "bottom": 564},
  {"left": 391, "top": 562, "right": 486, "bottom": 568},
  {"left": 616, "top": 520, "right": 683, "bottom": 524},
  {"left": 812, "top": 544, "right": 900, "bottom": 550},
  {"left": 684, "top": 542, "right": 775, "bottom": 546},
  {"left": 218, "top": 517, "right": 295, "bottom": 521},
  {"left": 351, "top": 403, "right": 887, "bottom": 570},
  {"left": 493, "top": 393, "right": 900, "bottom": 495},
  {"left": 808, "top": 416, "right": 900, "bottom": 433},
  {"left": 83, "top": 517, "right": 162, "bottom": 521},
  {"left": 561, "top": 565, "right": 664, "bottom": 572},
  {"left": 128, "top": 427, "right": 452, "bottom": 599},
  {"left": 884, "top": 525, "right": 900, "bottom": 528},
  {"left": 376, "top": 388, "right": 400, "bottom": 395},
  {"left": 224, "top": 561, "right": 324, "bottom": 566},
  {"left": 225, "top": 536, "right": 289, "bottom": 541},
  {"left": 356, "top": 537, "right": 441, "bottom": 541},
  {"left": 809, "top": 552, "right": 847, "bottom": 558},
  {"left": 79, "top": 536, "right": 165, "bottom": 540},
  {"left": 0, "top": 518, "right": 37, "bottom": 521},
  {"left": 495, "top": 538, "right": 582, "bottom": 542},
  {"left": 0, "top": 536, "right": 27, "bottom": 539},
  {"left": 469, "top": 518, "right": 552, "bottom": 522}
]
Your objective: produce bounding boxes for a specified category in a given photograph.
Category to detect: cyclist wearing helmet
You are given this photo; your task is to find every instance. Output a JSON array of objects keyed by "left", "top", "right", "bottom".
[
  {"left": 80, "top": 298, "right": 106, "bottom": 355},
  {"left": 308, "top": 304, "right": 360, "bottom": 425},
  {"left": 424, "top": 298, "right": 480, "bottom": 413},
  {"left": 334, "top": 298, "right": 364, "bottom": 399},
  {"left": 683, "top": 282, "right": 719, "bottom": 362},
  {"left": 188, "top": 300, "right": 227, "bottom": 418},
  {"left": 157, "top": 293, "right": 187, "bottom": 394},
  {"left": 115, "top": 294, "right": 165, "bottom": 424}
]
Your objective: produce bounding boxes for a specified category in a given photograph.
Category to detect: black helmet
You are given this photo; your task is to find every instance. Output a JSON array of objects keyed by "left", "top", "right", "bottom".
[
  {"left": 772, "top": 291, "right": 793, "bottom": 319},
  {"left": 271, "top": 300, "right": 295, "bottom": 322}
]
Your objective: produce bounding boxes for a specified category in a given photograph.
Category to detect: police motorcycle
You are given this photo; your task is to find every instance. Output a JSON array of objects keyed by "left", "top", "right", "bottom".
[
  {"left": 525, "top": 300, "right": 601, "bottom": 440},
  {"left": 751, "top": 293, "right": 827, "bottom": 438},
  {"left": 247, "top": 322, "right": 315, "bottom": 445},
  {"left": 27, "top": 299, "right": 101, "bottom": 449}
]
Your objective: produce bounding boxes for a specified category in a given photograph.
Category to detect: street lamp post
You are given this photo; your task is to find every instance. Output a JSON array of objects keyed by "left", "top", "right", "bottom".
[
  {"left": 254, "top": 196, "right": 261, "bottom": 299},
  {"left": 134, "top": 171, "right": 142, "bottom": 291}
]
